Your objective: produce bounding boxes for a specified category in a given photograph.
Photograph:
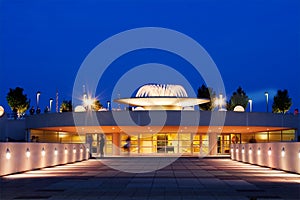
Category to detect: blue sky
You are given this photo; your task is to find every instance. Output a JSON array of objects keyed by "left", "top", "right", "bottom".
[{"left": 0, "top": 0, "right": 299, "bottom": 113}]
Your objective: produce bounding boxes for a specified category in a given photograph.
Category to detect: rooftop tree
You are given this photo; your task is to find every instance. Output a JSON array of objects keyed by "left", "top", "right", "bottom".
[
  {"left": 92, "top": 99, "right": 103, "bottom": 111},
  {"left": 197, "top": 84, "right": 216, "bottom": 111},
  {"left": 60, "top": 100, "right": 72, "bottom": 112},
  {"left": 227, "top": 86, "right": 249, "bottom": 111},
  {"left": 272, "top": 89, "right": 292, "bottom": 114},
  {"left": 6, "top": 87, "right": 30, "bottom": 118}
]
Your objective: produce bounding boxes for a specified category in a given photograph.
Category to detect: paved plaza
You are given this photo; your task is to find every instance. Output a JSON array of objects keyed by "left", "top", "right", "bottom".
[{"left": 1, "top": 157, "right": 300, "bottom": 200}]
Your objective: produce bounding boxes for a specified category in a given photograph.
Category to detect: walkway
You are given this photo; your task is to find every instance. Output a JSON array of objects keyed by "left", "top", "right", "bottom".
[{"left": 1, "top": 158, "right": 300, "bottom": 200}]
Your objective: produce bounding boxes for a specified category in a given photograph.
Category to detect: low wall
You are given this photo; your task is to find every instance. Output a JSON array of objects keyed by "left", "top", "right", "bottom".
[
  {"left": 231, "top": 142, "right": 300, "bottom": 174},
  {"left": 0, "top": 142, "right": 89, "bottom": 176}
]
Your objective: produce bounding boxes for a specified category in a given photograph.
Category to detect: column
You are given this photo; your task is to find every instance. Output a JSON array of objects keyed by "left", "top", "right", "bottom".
[
  {"left": 209, "top": 132, "right": 218, "bottom": 155},
  {"left": 112, "top": 132, "right": 120, "bottom": 155}
]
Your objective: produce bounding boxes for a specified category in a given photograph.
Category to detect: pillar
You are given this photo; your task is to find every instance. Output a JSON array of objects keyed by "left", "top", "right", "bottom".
[
  {"left": 209, "top": 132, "right": 218, "bottom": 155},
  {"left": 112, "top": 132, "right": 120, "bottom": 155}
]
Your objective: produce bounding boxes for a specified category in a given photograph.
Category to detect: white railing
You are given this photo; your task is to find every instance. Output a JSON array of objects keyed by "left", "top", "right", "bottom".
[
  {"left": 0, "top": 142, "right": 89, "bottom": 176},
  {"left": 230, "top": 142, "right": 300, "bottom": 174}
]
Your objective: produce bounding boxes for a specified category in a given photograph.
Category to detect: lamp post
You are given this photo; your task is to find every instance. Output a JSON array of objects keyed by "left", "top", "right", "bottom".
[
  {"left": 49, "top": 98, "right": 53, "bottom": 112},
  {"left": 248, "top": 99, "right": 252, "bottom": 112},
  {"left": 107, "top": 101, "right": 111, "bottom": 111},
  {"left": 36, "top": 91, "right": 41, "bottom": 108},
  {"left": 264, "top": 92, "right": 269, "bottom": 112}
]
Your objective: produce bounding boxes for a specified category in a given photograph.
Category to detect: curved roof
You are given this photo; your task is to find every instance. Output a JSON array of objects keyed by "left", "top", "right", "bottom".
[{"left": 136, "top": 84, "right": 188, "bottom": 97}]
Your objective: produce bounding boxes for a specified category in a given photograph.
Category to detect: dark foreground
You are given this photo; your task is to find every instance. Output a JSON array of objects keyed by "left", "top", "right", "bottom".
[{"left": 1, "top": 157, "right": 299, "bottom": 200}]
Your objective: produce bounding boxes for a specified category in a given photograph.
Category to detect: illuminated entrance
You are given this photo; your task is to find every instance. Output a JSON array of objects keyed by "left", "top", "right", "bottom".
[{"left": 87, "top": 132, "right": 232, "bottom": 157}]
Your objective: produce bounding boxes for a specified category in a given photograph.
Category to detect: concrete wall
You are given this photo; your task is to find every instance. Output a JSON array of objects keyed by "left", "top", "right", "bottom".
[
  {"left": 231, "top": 142, "right": 300, "bottom": 174},
  {"left": 0, "top": 114, "right": 27, "bottom": 141},
  {"left": 0, "top": 142, "right": 89, "bottom": 176}
]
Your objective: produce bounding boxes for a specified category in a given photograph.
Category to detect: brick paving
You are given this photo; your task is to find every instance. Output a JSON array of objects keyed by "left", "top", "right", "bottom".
[{"left": 1, "top": 157, "right": 300, "bottom": 200}]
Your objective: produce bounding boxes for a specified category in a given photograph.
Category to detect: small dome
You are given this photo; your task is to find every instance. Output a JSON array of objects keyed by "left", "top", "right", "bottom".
[{"left": 135, "top": 84, "right": 188, "bottom": 98}]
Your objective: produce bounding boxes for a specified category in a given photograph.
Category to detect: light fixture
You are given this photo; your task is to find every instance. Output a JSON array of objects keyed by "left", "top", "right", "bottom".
[
  {"left": 87, "top": 147, "right": 89, "bottom": 152},
  {"left": 80, "top": 147, "right": 83, "bottom": 153},
  {"left": 264, "top": 92, "right": 269, "bottom": 112},
  {"left": 257, "top": 147, "right": 261, "bottom": 155},
  {"left": 54, "top": 148, "right": 58, "bottom": 156},
  {"left": 298, "top": 150, "right": 300, "bottom": 159},
  {"left": 268, "top": 147, "right": 272, "bottom": 156},
  {"left": 242, "top": 147, "right": 245, "bottom": 154},
  {"left": 248, "top": 99, "right": 252, "bottom": 112},
  {"left": 73, "top": 147, "right": 76, "bottom": 154},
  {"left": 0, "top": 106, "right": 5, "bottom": 118},
  {"left": 26, "top": 148, "right": 30, "bottom": 158},
  {"left": 64, "top": 147, "right": 68, "bottom": 154},
  {"left": 6, "top": 148, "right": 11, "bottom": 160},
  {"left": 281, "top": 147, "right": 285, "bottom": 157},
  {"left": 235, "top": 147, "right": 239, "bottom": 153},
  {"left": 41, "top": 147, "right": 46, "bottom": 157},
  {"left": 249, "top": 147, "right": 252, "bottom": 154},
  {"left": 230, "top": 147, "right": 233, "bottom": 153}
]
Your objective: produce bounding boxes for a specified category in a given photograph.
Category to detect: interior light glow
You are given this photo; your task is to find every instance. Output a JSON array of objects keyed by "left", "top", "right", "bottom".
[
  {"left": 6, "top": 148, "right": 11, "bottom": 160},
  {"left": 41, "top": 148, "right": 46, "bottom": 157},
  {"left": 26, "top": 148, "right": 30, "bottom": 158}
]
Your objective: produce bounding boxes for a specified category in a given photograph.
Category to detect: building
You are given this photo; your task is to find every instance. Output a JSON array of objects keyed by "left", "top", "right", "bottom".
[{"left": 0, "top": 84, "right": 299, "bottom": 157}]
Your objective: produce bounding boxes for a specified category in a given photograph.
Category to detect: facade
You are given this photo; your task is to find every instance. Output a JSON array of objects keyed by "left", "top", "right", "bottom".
[
  {"left": 4, "top": 111, "right": 296, "bottom": 157},
  {"left": 0, "top": 84, "right": 299, "bottom": 157}
]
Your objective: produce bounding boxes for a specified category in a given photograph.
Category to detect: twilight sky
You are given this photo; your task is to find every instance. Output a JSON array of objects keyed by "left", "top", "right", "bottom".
[{"left": 0, "top": 0, "right": 299, "bottom": 113}]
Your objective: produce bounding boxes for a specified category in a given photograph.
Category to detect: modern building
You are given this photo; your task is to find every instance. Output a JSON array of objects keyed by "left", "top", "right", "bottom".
[{"left": 0, "top": 84, "right": 299, "bottom": 157}]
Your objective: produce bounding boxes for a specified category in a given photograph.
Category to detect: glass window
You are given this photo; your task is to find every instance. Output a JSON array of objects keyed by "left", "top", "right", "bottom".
[
  {"left": 282, "top": 129, "right": 295, "bottom": 141},
  {"left": 269, "top": 131, "right": 281, "bottom": 142}
]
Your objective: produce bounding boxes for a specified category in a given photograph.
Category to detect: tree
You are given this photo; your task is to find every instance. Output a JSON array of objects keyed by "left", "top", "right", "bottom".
[
  {"left": 227, "top": 86, "right": 249, "bottom": 111},
  {"left": 272, "top": 89, "right": 292, "bottom": 113},
  {"left": 91, "top": 100, "right": 103, "bottom": 111},
  {"left": 197, "top": 84, "right": 216, "bottom": 111},
  {"left": 60, "top": 100, "right": 72, "bottom": 112},
  {"left": 6, "top": 87, "right": 30, "bottom": 118}
]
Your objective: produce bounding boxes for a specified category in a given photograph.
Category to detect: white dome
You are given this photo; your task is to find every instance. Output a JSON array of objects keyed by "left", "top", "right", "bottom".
[{"left": 136, "top": 84, "right": 188, "bottom": 98}]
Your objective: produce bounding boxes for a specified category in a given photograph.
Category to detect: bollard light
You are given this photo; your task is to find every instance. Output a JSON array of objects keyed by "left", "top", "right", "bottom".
[
  {"left": 242, "top": 147, "right": 245, "bottom": 154},
  {"left": 41, "top": 147, "right": 46, "bottom": 157},
  {"left": 249, "top": 147, "right": 252, "bottom": 155},
  {"left": 54, "top": 148, "right": 58, "bottom": 156},
  {"left": 298, "top": 150, "right": 300, "bottom": 159},
  {"left": 73, "top": 147, "right": 76, "bottom": 154},
  {"left": 257, "top": 147, "right": 261, "bottom": 155},
  {"left": 235, "top": 147, "right": 239, "bottom": 153},
  {"left": 64, "top": 147, "right": 68, "bottom": 154},
  {"left": 230, "top": 147, "right": 233, "bottom": 153},
  {"left": 268, "top": 147, "right": 272, "bottom": 156},
  {"left": 281, "top": 147, "right": 285, "bottom": 157},
  {"left": 6, "top": 148, "right": 11, "bottom": 160},
  {"left": 80, "top": 147, "right": 83, "bottom": 153},
  {"left": 87, "top": 147, "right": 89, "bottom": 152},
  {"left": 26, "top": 148, "right": 30, "bottom": 158}
]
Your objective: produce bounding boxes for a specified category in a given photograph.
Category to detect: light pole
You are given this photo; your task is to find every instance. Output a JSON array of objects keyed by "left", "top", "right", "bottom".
[
  {"left": 49, "top": 98, "right": 53, "bottom": 112},
  {"left": 264, "top": 92, "right": 269, "bottom": 112},
  {"left": 107, "top": 101, "right": 111, "bottom": 111},
  {"left": 248, "top": 99, "right": 252, "bottom": 112},
  {"left": 36, "top": 91, "right": 41, "bottom": 108}
]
